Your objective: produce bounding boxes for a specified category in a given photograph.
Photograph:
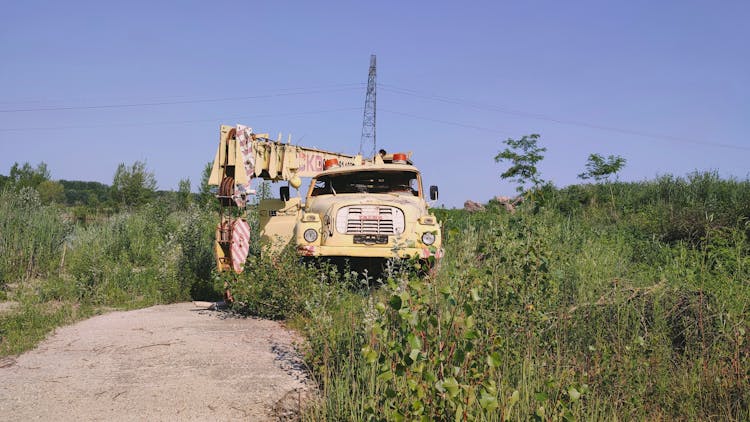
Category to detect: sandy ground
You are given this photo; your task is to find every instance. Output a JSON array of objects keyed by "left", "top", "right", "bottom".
[{"left": 0, "top": 303, "right": 312, "bottom": 421}]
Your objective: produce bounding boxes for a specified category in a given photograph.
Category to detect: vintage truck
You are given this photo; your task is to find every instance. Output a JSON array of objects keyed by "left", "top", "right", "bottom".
[{"left": 208, "top": 124, "right": 442, "bottom": 274}]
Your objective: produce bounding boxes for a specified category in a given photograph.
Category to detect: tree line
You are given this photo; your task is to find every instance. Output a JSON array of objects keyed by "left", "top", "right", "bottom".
[{"left": 0, "top": 161, "right": 215, "bottom": 211}]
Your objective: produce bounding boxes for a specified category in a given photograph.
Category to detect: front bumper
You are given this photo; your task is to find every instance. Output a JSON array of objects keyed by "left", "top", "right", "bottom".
[{"left": 297, "top": 244, "right": 444, "bottom": 260}]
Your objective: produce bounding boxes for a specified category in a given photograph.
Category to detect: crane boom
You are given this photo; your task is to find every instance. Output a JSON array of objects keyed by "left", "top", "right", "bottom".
[{"left": 208, "top": 125, "right": 365, "bottom": 188}]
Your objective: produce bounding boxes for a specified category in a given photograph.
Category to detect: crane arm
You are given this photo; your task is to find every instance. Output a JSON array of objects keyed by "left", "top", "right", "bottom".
[{"left": 208, "top": 124, "right": 364, "bottom": 186}]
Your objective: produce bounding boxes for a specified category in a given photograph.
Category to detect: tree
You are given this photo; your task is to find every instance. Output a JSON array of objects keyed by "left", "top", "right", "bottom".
[
  {"left": 111, "top": 161, "right": 157, "bottom": 207},
  {"left": 59, "top": 180, "right": 111, "bottom": 206},
  {"left": 494, "top": 134, "right": 547, "bottom": 193},
  {"left": 578, "top": 153, "right": 627, "bottom": 209},
  {"left": 37, "top": 180, "right": 65, "bottom": 204},
  {"left": 578, "top": 153, "right": 626, "bottom": 183},
  {"left": 8, "top": 162, "right": 50, "bottom": 190},
  {"left": 177, "top": 178, "right": 191, "bottom": 207},
  {"left": 199, "top": 161, "right": 214, "bottom": 205}
]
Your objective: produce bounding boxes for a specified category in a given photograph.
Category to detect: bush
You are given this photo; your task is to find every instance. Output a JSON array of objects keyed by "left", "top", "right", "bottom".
[
  {"left": 0, "top": 188, "right": 71, "bottom": 287},
  {"left": 65, "top": 202, "right": 218, "bottom": 305},
  {"left": 272, "top": 184, "right": 749, "bottom": 420}
]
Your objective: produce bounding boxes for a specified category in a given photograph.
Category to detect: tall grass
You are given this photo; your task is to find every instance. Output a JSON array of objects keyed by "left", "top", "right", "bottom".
[
  {"left": 62, "top": 201, "right": 217, "bottom": 305},
  {"left": 232, "top": 172, "right": 749, "bottom": 420},
  {"left": 0, "top": 194, "right": 219, "bottom": 355},
  {"left": 0, "top": 188, "right": 71, "bottom": 289}
]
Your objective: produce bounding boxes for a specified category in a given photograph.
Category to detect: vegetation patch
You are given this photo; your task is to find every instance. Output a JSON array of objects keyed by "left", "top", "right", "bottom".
[
  {"left": 230, "top": 173, "right": 749, "bottom": 421},
  {"left": 1, "top": 159, "right": 748, "bottom": 420}
]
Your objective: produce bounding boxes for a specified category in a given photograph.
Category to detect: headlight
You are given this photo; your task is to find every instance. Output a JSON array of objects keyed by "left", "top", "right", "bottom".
[
  {"left": 303, "top": 228, "right": 318, "bottom": 243},
  {"left": 421, "top": 232, "right": 435, "bottom": 245}
]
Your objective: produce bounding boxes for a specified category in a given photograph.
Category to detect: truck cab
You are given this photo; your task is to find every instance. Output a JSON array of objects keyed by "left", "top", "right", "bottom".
[{"left": 291, "top": 159, "right": 443, "bottom": 264}]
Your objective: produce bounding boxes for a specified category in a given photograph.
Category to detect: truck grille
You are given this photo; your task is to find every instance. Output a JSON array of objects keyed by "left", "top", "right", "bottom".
[{"left": 336, "top": 205, "right": 405, "bottom": 235}]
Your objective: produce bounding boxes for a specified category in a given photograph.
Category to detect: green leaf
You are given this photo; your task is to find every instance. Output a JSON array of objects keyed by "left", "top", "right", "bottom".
[
  {"left": 567, "top": 386, "right": 581, "bottom": 402},
  {"left": 395, "top": 364, "right": 406, "bottom": 376},
  {"left": 508, "top": 389, "right": 520, "bottom": 405},
  {"left": 429, "top": 315, "right": 439, "bottom": 327},
  {"left": 411, "top": 399, "right": 424, "bottom": 415},
  {"left": 464, "top": 330, "right": 479, "bottom": 340},
  {"left": 424, "top": 371, "right": 436, "bottom": 383},
  {"left": 398, "top": 307, "right": 413, "bottom": 323},
  {"left": 409, "top": 348, "right": 420, "bottom": 363},
  {"left": 361, "top": 346, "right": 378, "bottom": 364},
  {"left": 466, "top": 315, "right": 475, "bottom": 329},
  {"left": 442, "top": 377, "right": 459, "bottom": 398},
  {"left": 407, "top": 310, "right": 419, "bottom": 326},
  {"left": 470, "top": 287, "right": 480, "bottom": 301},
  {"left": 454, "top": 404, "right": 464, "bottom": 422},
  {"left": 389, "top": 295, "right": 402, "bottom": 310},
  {"left": 534, "top": 392, "right": 548, "bottom": 402},
  {"left": 483, "top": 380, "right": 497, "bottom": 395},
  {"left": 455, "top": 347, "right": 466, "bottom": 362},
  {"left": 408, "top": 278, "right": 423, "bottom": 291},
  {"left": 486, "top": 352, "right": 502, "bottom": 368},
  {"left": 479, "top": 391, "right": 499, "bottom": 411},
  {"left": 407, "top": 333, "right": 422, "bottom": 350},
  {"left": 562, "top": 409, "right": 575, "bottom": 421},
  {"left": 377, "top": 370, "right": 394, "bottom": 382},
  {"left": 434, "top": 380, "right": 445, "bottom": 394}
]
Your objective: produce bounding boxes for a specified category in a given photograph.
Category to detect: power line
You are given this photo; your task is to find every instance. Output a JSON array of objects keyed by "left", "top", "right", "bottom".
[
  {"left": 0, "top": 107, "right": 362, "bottom": 132},
  {"left": 380, "top": 84, "right": 749, "bottom": 152},
  {"left": 0, "top": 83, "right": 365, "bottom": 107},
  {"left": 380, "top": 108, "right": 509, "bottom": 135},
  {"left": 0, "top": 85, "right": 364, "bottom": 113}
]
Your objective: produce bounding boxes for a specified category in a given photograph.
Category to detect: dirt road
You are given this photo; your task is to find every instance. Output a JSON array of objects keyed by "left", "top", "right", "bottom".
[{"left": 0, "top": 303, "right": 312, "bottom": 421}]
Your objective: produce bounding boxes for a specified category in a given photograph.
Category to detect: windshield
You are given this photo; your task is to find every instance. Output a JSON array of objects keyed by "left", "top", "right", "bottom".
[{"left": 310, "top": 170, "right": 420, "bottom": 197}]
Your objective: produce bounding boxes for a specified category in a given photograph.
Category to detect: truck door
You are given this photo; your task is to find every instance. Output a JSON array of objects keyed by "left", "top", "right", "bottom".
[{"left": 259, "top": 197, "right": 300, "bottom": 252}]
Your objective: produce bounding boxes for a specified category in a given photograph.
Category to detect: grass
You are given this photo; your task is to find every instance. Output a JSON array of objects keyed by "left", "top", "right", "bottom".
[
  {"left": 231, "top": 172, "right": 749, "bottom": 420},
  {"left": 0, "top": 189, "right": 220, "bottom": 356},
  {"left": 1, "top": 172, "right": 748, "bottom": 420}
]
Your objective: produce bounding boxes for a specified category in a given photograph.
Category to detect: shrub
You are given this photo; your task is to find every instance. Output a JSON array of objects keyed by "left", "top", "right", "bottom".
[{"left": 0, "top": 188, "right": 71, "bottom": 286}]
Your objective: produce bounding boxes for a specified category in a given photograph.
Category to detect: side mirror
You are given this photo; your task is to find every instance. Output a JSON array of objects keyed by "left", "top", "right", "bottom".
[
  {"left": 280, "top": 186, "right": 290, "bottom": 202},
  {"left": 429, "top": 185, "right": 439, "bottom": 201}
]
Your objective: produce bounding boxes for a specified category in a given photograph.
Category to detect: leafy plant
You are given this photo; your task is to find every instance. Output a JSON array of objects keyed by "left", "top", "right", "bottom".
[
  {"left": 111, "top": 161, "right": 157, "bottom": 207},
  {"left": 578, "top": 153, "right": 627, "bottom": 182},
  {"left": 577, "top": 153, "right": 627, "bottom": 209},
  {"left": 177, "top": 177, "right": 192, "bottom": 208},
  {"left": 494, "top": 134, "right": 547, "bottom": 195}
]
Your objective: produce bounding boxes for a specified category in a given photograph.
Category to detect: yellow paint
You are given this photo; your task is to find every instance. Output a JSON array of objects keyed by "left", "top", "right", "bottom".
[{"left": 258, "top": 197, "right": 301, "bottom": 253}]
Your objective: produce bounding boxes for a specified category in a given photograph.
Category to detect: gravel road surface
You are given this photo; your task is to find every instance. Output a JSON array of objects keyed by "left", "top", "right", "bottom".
[{"left": 0, "top": 303, "right": 311, "bottom": 421}]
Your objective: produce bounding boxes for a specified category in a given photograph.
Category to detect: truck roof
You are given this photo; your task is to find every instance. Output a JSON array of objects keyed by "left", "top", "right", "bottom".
[{"left": 315, "top": 163, "right": 420, "bottom": 177}]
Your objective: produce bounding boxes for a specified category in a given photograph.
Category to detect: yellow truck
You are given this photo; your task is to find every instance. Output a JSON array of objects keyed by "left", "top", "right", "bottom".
[{"left": 208, "top": 124, "right": 442, "bottom": 274}]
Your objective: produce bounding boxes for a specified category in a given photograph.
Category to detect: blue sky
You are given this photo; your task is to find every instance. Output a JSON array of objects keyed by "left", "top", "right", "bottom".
[{"left": 1, "top": 0, "right": 748, "bottom": 207}]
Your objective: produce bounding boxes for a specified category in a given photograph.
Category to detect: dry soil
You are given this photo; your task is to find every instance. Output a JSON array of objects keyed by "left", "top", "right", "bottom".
[{"left": 0, "top": 303, "right": 312, "bottom": 421}]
